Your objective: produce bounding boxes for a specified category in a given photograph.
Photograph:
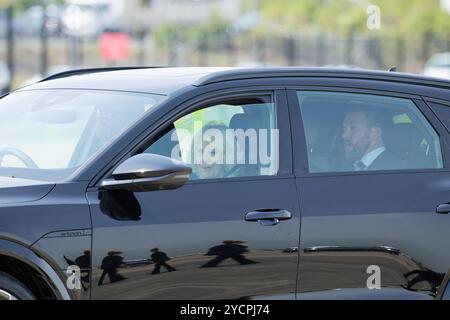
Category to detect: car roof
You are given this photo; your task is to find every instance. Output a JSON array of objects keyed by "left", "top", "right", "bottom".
[
  {"left": 17, "top": 66, "right": 450, "bottom": 95},
  {"left": 17, "top": 67, "right": 233, "bottom": 95}
]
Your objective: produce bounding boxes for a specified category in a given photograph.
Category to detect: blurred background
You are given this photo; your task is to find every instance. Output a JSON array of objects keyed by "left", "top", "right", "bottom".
[{"left": 0, "top": 0, "right": 449, "bottom": 92}]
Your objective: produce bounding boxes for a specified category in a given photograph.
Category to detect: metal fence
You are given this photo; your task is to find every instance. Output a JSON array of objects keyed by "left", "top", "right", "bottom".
[{"left": 1, "top": 25, "right": 449, "bottom": 89}]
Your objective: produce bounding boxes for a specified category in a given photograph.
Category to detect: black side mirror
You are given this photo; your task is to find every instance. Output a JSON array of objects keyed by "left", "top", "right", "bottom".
[{"left": 100, "top": 153, "right": 192, "bottom": 192}]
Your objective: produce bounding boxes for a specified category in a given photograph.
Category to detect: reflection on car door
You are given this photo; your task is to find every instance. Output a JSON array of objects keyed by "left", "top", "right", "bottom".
[
  {"left": 88, "top": 90, "right": 301, "bottom": 299},
  {"left": 289, "top": 88, "right": 450, "bottom": 299}
]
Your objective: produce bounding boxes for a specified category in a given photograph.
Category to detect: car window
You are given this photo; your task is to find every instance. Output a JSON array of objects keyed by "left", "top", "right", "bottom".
[
  {"left": 0, "top": 90, "right": 165, "bottom": 181},
  {"left": 296, "top": 91, "right": 443, "bottom": 173},
  {"left": 144, "top": 98, "right": 279, "bottom": 180}
]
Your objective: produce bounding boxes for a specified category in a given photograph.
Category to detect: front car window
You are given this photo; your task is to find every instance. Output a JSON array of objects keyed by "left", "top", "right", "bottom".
[
  {"left": 145, "top": 98, "right": 279, "bottom": 180},
  {"left": 297, "top": 91, "right": 443, "bottom": 173},
  {"left": 0, "top": 89, "right": 165, "bottom": 181}
]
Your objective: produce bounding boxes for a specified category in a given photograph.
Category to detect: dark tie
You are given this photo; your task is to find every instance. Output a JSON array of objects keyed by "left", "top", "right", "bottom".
[{"left": 354, "top": 160, "right": 367, "bottom": 171}]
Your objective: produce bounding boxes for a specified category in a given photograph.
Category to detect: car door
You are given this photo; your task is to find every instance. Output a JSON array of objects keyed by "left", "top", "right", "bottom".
[
  {"left": 288, "top": 86, "right": 450, "bottom": 299},
  {"left": 88, "top": 89, "right": 301, "bottom": 299}
]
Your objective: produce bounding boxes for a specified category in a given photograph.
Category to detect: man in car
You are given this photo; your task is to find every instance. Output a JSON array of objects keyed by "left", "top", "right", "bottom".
[{"left": 341, "top": 109, "right": 403, "bottom": 171}]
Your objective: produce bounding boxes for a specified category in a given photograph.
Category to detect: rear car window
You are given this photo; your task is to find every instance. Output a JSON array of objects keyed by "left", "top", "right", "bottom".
[{"left": 296, "top": 91, "right": 443, "bottom": 173}]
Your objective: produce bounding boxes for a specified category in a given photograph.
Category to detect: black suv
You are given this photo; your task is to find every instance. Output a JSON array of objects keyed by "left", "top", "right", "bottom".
[{"left": 0, "top": 67, "right": 449, "bottom": 300}]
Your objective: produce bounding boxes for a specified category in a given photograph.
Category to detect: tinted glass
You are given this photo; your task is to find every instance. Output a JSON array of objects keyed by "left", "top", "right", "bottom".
[
  {"left": 0, "top": 90, "right": 165, "bottom": 181},
  {"left": 145, "top": 99, "right": 279, "bottom": 180},
  {"left": 297, "top": 91, "right": 443, "bottom": 173}
]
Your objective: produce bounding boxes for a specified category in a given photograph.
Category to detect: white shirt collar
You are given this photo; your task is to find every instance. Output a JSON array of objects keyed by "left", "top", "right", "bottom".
[{"left": 356, "top": 146, "right": 386, "bottom": 169}]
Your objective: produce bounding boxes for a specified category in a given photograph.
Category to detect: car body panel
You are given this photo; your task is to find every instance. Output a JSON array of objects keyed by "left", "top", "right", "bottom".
[
  {"left": 88, "top": 178, "right": 300, "bottom": 299},
  {"left": 0, "top": 177, "right": 55, "bottom": 205},
  {"left": 0, "top": 239, "right": 72, "bottom": 300},
  {"left": 0, "top": 181, "right": 92, "bottom": 299},
  {"left": 286, "top": 81, "right": 450, "bottom": 299},
  {"left": 87, "top": 87, "right": 301, "bottom": 299}
]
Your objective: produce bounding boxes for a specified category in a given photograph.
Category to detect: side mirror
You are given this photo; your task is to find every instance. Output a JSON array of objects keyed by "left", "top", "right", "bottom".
[{"left": 100, "top": 153, "right": 192, "bottom": 192}]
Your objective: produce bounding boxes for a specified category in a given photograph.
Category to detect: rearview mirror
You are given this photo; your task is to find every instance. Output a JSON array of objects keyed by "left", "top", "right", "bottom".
[{"left": 100, "top": 153, "right": 192, "bottom": 192}]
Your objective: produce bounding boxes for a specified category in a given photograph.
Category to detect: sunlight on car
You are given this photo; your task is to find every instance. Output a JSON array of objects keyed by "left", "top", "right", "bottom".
[{"left": 0, "top": 90, "right": 165, "bottom": 179}]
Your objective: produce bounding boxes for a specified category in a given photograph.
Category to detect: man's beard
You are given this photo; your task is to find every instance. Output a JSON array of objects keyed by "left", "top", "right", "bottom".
[
  {"left": 344, "top": 128, "right": 372, "bottom": 160},
  {"left": 344, "top": 141, "right": 370, "bottom": 161}
]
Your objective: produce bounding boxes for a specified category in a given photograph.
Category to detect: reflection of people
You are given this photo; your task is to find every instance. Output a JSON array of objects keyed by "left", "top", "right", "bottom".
[
  {"left": 64, "top": 250, "right": 91, "bottom": 291},
  {"left": 150, "top": 248, "right": 176, "bottom": 274},
  {"left": 98, "top": 251, "right": 126, "bottom": 286},
  {"left": 341, "top": 109, "right": 403, "bottom": 171},
  {"left": 200, "top": 240, "right": 257, "bottom": 268}
]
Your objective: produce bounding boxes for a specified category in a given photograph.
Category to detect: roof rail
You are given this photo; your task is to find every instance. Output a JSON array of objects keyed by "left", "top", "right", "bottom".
[
  {"left": 39, "top": 66, "right": 166, "bottom": 83},
  {"left": 193, "top": 67, "right": 450, "bottom": 89}
]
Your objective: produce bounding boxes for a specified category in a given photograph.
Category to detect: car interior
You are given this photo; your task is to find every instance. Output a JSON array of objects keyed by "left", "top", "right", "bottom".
[
  {"left": 300, "top": 95, "right": 442, "bottom": 173},
  {"left": 143, "top": 99, "right": 276, "bottom": 180}
]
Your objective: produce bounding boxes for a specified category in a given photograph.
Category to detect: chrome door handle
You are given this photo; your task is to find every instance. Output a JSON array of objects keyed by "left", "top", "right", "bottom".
[
  {"left": 245, "top": 209, "right": 292, "bottom": 226},
  {"left": 436, "top": 203, "right": 450, "bottom": 214}
]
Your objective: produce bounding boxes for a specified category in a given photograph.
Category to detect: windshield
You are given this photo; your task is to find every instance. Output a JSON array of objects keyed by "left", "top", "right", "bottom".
[{"left": 0, "top": 89, "right": 165, "bottom": 181}]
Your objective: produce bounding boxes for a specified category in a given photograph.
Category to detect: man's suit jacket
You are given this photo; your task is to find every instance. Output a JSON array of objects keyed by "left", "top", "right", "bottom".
[{"left": 367, "top": 150, "right": 405, "bottom": 171}]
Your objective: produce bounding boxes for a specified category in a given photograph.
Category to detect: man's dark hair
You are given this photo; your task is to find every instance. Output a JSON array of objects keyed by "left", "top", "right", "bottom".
[{"left": 347, "top": 108, "right": 385, "bottom": 130}]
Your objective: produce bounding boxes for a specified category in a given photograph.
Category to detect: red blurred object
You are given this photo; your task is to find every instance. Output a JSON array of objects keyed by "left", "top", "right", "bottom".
[{"left": 99, "top": 32, "right": 130, "bottom": 61}]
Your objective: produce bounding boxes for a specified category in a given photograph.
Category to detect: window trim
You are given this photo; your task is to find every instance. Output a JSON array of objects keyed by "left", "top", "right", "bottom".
[
  {"left": 287, "top": 87, "right": 450, "bottom": 178},
  {"left": 92, "top": 88, "right": 293, "bottom": 187},
  {"left": 424, "top": 99, "right": 450, "bottom": 135}
]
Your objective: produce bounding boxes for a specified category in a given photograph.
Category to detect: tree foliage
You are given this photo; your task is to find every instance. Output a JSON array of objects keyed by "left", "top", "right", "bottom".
[
  {"left": 258, "top": 0, "right": 450, "bottom": 39},
  {"left": 1, "top": 0, "right": 64, "bottom": 12}
]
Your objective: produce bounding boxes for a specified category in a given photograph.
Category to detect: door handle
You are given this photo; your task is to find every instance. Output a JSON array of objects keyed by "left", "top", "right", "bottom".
[
  {"left": 436, "top": 203, "right": 450, "bottom": 214},
  {"left": 245, "top": 209, "right": 292, "bottom": 226}
]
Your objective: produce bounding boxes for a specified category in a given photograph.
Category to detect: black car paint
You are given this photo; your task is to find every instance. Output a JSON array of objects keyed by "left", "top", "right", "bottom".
[
  {"left": 287, "top": 84, "right": 450, "bottom": 299},
  {"left": 0, "top": 181, "right": 91, "bottom": 299},
  {"left": 85, "top": 88, "right": 300, "bottom": 299},
  {"left": 0, "top": 68, "right": 449, "bottom": 299}
]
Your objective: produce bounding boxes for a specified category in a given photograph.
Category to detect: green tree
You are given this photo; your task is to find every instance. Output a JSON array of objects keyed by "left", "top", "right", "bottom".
[
  {"left": 258, "top": 0, "right": 450, "bottom": 39},
  {"left": 1, "top": 0, "right": 64, "bottom": 13}
]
